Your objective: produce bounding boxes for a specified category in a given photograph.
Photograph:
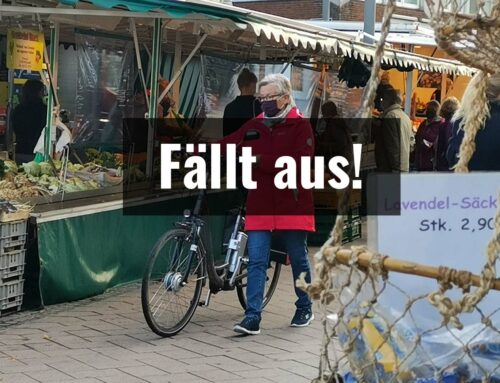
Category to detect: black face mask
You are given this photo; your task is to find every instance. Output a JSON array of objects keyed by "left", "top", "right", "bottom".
[
  {"left": 261, "top": 99, "right": 281, "bottom": 117},
  {"left": 426, "top": 110, "right": 437, "bottom": 119}
]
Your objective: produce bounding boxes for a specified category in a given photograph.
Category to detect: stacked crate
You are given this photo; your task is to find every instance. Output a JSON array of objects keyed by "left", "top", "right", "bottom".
[
  {"left": 309, "top": 189, "right": 363, "bottom": 246},
  {"left": 0, "top": 219, "right": 27, "bottom": 316},
  {"left": 343, "top": 204, "right": 362, "bottom": 244}
]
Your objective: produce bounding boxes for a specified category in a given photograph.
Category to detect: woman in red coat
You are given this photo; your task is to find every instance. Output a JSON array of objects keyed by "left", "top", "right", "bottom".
[{"left": 218, "top": 74, "right": 315, "bottom": 335}]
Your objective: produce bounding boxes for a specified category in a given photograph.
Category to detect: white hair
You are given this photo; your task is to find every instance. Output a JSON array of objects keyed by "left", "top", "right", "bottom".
[
  {"left": 258, "top": 73, "right": 296, "bottom": 107},
  {"left": 452, "top": 72, "right": 498, "bottom": 124}
]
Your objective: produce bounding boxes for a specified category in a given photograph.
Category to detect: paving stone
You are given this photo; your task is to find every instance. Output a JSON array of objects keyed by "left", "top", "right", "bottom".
[
  {"left": 0, "top": 373, "right": 40, "bottom": 383},
  {"left": 2, "top": 349, "right": 48, "bottom": 360},
  {"left": 134, "top": 354, "right": 190, "bottom": 374},
  {"left": 118, "top": 365, "right": 166, "bottom": 378},
  {"left": 69, "top": 368, "right": 126, "bottom": 379},
  {"left": 191, "top": 367, "right": 242, "bottom": 382},
  {"left": 145, "top": 373, "right": 207, "bottom": 383},
  {"left": 25, "top": 368, "right": 74, "bottom": 382},
  {"left": 187, "top": 355, "right": 256, "bottom": 372},
  {"left": 46, "top": 359, "right": 96, "bottom": 375},
  {"left": 97, "top": 370, "right": 147, "bottom": 383}
]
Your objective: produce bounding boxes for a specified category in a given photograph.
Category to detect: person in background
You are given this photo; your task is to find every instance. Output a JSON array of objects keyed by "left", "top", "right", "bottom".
[
  {"left": 219, "top": 74, "right": 315, "bottom": 335},
  {"left": 434, "top": 97, "right": 460, "bottom": 171},
  {"left": 223, "top": 69, "right": 262, "bottom": 136},
  {"left": 12, "top": 79, "right": 47, "bottom": 164},
  {"left": 374, "top": 71, "right": 392, "bottom": 113},
  {"left": 447, "top": 73, "right": 500, "bottom": 170},
  {"left": 317, "top": 100, "right": 353, "bottom": 163},
  {"left": 374, "top": 87, "right": 414, "bottom": 172},
  {"left": 414, "top": 101, "right": 443, "bottom": 171}
]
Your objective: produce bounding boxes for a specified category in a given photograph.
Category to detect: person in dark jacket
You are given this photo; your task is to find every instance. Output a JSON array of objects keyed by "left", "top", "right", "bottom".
[
  {"left": 223, "top": 69, "right": 262, "bottom": 137},
  {"left": 374, "top": 87, "right": 414, "bottom": 172},
  {"left": 317, "top": 100, "right": 353, "bottom": 163},
  {"left": 434, "top": 97, "right": 460, "bottom": 171},
  {"left": 447, "top": 73, "right": 500, "bottom": 170},
  {"left": 414, "top": 101, "right": 444, "bottom": 171},
  {"left": 12, "top": 79, "right": 47, "bottom": 164},
  {"left": 374, "top": 71, "right": 392, "bottom": 113}
]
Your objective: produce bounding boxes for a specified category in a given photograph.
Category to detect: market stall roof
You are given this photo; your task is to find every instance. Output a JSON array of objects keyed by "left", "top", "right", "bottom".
[
  {"left": 308, "top": 20, "right": 437, "bottom": 47},
  {"left": 0, "top": 0, "right": 475, "bottom": 75}
]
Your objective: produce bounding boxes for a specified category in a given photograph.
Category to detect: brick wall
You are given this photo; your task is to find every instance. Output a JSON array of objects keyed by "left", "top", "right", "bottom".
[
  {"left": 234, "top": 0, "right": 427, "bottom": 21},
  {"left": 338, "top": 0, "right": 427, "bottom": 21},
  {"left": 234, "top": 0, "right": 323, "bottom": 19}
]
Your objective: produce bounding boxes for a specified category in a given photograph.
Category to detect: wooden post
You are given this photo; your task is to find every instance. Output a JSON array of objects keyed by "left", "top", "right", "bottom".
[{"left": 327, "top": 247, "right": 500, "bottom": 291}]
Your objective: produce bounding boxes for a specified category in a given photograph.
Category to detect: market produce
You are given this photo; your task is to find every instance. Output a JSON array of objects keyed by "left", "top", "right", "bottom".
[
  {"left": 68, "top": 162, "right": 85, "bottom": 172},
  {"left": 0, "top": 153, "right": 125, "bottom": 199},
  {"left": 39, "top": 162, "right": 53, "bottom": 176},
  {"left": 3, "top": 160, "right": 17, "bottom": 175},
  {"left": 0, "top": 174, "right": 45, "bottom": 200},
  {"left": 85, "top": 148, "right": 123, "bottom": 169},
  {"left": 22, "top": 161, "right": 42, "bottom": 177}
]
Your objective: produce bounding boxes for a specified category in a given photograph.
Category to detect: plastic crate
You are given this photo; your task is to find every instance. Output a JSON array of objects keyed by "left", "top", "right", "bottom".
[
  {"left": 0, "top": 220, "right": 28, "bottom": 238},
  {"left": 0, "top": 249, "right": 26, "bottom": 280},
  {"left": 0, "top": 234, "right": 27, "bottom": 254},
  {"left": 0, "top": 278, "right": 24, "bottom": 312},
  {"left": 347, "top": 204, "right": 361, "bottom": 221},
  {"left": 342, "top": 219, "right": 362, "bottom": 244}
]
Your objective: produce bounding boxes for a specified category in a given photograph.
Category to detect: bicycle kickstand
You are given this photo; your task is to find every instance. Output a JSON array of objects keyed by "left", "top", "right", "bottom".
[{"left": 198, "top": 290, "right": 212, "bottom": 307}]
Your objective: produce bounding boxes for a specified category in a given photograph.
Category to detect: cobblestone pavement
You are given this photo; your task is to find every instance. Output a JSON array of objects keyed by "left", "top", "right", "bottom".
[{"left": 0, "top": 247, "right": 338, "bottom": 383}]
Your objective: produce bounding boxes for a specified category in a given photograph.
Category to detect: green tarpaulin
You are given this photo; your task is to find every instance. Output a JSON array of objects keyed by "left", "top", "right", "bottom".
[{"left": 33, "top": 192, "right": 241, "bottom": 306}]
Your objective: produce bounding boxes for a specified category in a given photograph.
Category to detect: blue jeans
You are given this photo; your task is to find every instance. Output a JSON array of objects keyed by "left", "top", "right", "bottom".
[{"left": 245, "top": 230, "right": 312, "bottom": 322}]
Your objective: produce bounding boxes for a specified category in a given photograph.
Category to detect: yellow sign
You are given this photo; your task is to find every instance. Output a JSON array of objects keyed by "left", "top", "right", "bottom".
[{"left": 6, "top": 29, "right": 44, "bottom": 71}]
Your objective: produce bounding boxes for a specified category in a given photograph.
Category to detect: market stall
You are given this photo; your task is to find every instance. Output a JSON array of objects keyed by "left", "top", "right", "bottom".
[{"left": 0, "top": 0, "right": 474, "bottom": 310}]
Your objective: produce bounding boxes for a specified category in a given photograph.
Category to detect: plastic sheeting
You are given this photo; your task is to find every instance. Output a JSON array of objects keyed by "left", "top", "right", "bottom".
[
  {"left": 72, "top": 29, "right": 135, "bottom": 150},
  {"left": 196, "top": 55, "right": 326, "bottom": 137}
]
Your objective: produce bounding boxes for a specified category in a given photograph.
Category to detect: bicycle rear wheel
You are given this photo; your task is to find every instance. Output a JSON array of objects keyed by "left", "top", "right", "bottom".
[
  {"left": 236, "top": 258, "right": 281, "bottom": 310},
  {"left": 142, "top": 228, "right": 204, "bottom": 337}
]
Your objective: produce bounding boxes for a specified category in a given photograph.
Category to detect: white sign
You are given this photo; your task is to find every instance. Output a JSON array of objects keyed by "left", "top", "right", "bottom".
[{"left": 369, "top": 173, "right": 499, "bottom": 326}]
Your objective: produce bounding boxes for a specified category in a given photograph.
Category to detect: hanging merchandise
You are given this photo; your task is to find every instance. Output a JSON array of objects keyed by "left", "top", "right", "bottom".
[{"left": 337, "top": 56, "right": 372, "bottom": 88}]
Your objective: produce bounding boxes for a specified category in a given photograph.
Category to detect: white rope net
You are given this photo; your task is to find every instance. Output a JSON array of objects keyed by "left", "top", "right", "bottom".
[{"left": 303, "top": 0, "right": 500, "bottom": 381}]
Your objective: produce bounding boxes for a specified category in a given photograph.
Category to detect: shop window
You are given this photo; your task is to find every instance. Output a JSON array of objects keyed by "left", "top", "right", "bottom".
[{"left": 395, "top": 0, "right": 420, "bottom": 7}]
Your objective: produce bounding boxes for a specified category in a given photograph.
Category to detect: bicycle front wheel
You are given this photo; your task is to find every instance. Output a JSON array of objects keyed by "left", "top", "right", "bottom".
[{"left": 142, "top": 228, "right": 204, "bottom": 337}]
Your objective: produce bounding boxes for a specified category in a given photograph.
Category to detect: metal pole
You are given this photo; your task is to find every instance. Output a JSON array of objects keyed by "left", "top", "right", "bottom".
[
  {"left": 130, "top": 19, "right": 149, "bottom": 109},
  {"left": 6, "top": 69, "right": 14, "bottom": 154},
  {"left": 44, "top": 23, "right": 59, "bottom": 160},
  {"left": 172, "top": 31, "right": 182, "bottom": 107},
  {"left": 280, "top": 50, "right": 300, "bottom": 74},
  {"left": 322, "top": 0, "right": 330, "bottom": 21},
  {"left": 363, "top": 0, "right": 376, "bottom": 44},
  {"left": 440, "top": 72, "right": 447, "bottom": 102},
  {"left": 157, "top": 33, "right": 207, "bottom": 104},
  {"left": 146, "top": 18, "right": 162, "bottom": 179},
  {"left": 404, "top": 45, "right": 414, "bottom": 115}
]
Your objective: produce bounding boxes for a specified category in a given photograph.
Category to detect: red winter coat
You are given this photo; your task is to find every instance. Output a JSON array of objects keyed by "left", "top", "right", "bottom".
[{"left": 218, "top": 107, "right": 315, "bottom": 232}]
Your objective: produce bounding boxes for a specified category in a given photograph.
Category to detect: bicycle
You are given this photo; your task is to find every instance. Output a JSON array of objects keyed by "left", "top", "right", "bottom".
[{"left": 141, "top": 146, "right": 284, "bottom": 337}]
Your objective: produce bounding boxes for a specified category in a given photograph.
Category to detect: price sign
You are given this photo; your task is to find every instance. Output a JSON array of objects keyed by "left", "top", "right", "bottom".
[
  {"left": 7, "top": 29, "right": 45, "bottom": 71},
  {"left": 368, "top": 173, "right": 499, "bottom": 325}
]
